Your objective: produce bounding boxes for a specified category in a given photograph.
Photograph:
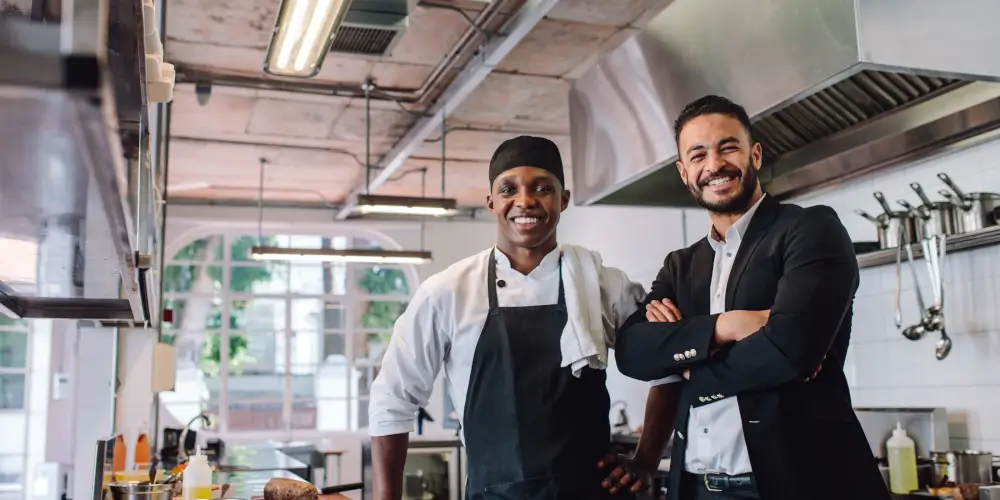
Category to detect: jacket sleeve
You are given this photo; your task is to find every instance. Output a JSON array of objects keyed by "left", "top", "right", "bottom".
[
  {"left": 615, "top": 252, "right": 720, "bottom": 382},
  {"left": 685, "top": 206, "right": 858, "bottom": 406}
]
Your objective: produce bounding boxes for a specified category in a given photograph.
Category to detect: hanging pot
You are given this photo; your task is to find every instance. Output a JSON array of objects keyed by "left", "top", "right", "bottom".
[{"left": 938, "top": 172, "right": 1000, "bottom": 233}]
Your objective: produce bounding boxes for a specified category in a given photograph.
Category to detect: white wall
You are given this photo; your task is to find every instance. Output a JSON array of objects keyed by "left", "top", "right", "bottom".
[{"left": 794, "top": 136, "right": 1000, "bottom": 452}]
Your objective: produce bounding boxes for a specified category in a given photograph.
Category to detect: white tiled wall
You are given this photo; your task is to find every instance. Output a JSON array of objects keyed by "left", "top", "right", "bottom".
[{"left": 794, "top": 136, "right": 1000, "bottom": 452}]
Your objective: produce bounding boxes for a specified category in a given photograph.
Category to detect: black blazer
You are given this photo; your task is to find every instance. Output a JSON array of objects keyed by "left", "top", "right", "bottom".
[{"left": 616, "top": 196, "right": 890, "bottom": 500}]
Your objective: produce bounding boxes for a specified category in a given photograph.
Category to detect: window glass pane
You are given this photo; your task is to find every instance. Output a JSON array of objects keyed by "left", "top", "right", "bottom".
[
  {"left": 227, "top": 400, "right": 285, "bottom": 432},
  {"left": 300, "top": 398, "right": 352, "bottom": 431},
  {"left": 227, "top": 329, "right": 286, "bottom": 431},
  {"left": 359, "top": 300, "right": 408, "bottom": 330},
  {"left": 354, "top": 332, "right": 390, "bottom": 366},
  {"left": 230, "top": 299, "right": 286, "bottom": 332},
  {"left": 290, "top": 359, "right": 352, "bottom": 431},
  {"left": 0, "top": 332, "right": 27, "bottom": 369},
  {"left": 161, "top": 331, "right": 223, "bottom": 372},
  {"left": 355, "top": 266, "right": 409, "bottom": 295},
  {"left": 289, "top": 263, "right": 347, "bottom": 295},
  {"left": 162, "top": 298, "right": 223, "bottom": 331},
  {"left": 171, "top": 236, "right": 223, "bottom": 262},
  {"left": 163, "top": 265, "right": 223, "bottom": 293},
  {"left": 229, "top": 263, "right": 289, "bottom": 294},
  {"left": 0, "top": 317, "right": 26, "bottom": 329},
  {"left": 0, "top": 453, "right": 24, "bottom": 488},
  {"left": 0, "top": 374, "right": 25, "bottom": 410},
  {"left": 290, "top": 300, "right": 345, "bottom": 331}
]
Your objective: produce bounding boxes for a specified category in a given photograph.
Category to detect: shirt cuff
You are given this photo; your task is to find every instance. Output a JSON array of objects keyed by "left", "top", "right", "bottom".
[
  {"left": 367, "top": 420, "right": 416, "bottom": 437},
  {"left": 649, "top": 374, "right": 683, "bottom": 386}
]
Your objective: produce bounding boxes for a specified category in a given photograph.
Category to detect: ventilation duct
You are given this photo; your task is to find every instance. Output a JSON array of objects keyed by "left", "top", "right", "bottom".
[
  {"left": 331, "top": 0, "right": 409, "bottom": 56},
  {"left": 569, "top": 0, "right": 1000, "bottom": 206}
]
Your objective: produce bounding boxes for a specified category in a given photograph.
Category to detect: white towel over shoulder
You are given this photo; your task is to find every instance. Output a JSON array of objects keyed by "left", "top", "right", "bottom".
[{"left": 559, "top": 243, "right": 616, "bottom": 377}]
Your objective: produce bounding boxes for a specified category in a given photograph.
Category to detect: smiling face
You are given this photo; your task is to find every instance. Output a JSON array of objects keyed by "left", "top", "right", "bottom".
[
  {"left": 487, "top": 166, "right": 570, "bottom": 251},
  {"left": 676, "top": 113, "right": 763, "bottom": 215}
]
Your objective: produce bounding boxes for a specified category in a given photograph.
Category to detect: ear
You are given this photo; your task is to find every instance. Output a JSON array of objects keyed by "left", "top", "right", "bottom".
[
  {"left": 676, "top": 160, "right": 688, "bottom": 184},
  {"left": 751, "top": 142, "right": 763, "bottom": 171},
  {"left": 486, "top": 194, "right": 494, "bottom": 211},
  {"left": 560, "top": 189, "right": 571, "bottom": 211}
]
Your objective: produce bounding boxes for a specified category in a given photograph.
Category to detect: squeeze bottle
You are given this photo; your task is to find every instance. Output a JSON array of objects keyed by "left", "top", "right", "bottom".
[
  {"left": 886, "top": 422, "right": 918, "bottom": 494},
  {"left": 182, "top": 447, "right": 213, "bottom": 500}
]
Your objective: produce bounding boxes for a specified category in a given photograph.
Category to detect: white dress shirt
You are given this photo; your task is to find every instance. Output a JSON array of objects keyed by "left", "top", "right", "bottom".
[
  {"left": 683, "top": 194, "right": 768, "bottom": 475},
  {"left": 368, "top": 246, "right": 647, "bottom": 438}
]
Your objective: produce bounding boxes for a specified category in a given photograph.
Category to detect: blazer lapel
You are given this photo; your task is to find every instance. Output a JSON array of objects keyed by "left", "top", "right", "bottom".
[
  {"left": 725, "top": 195, "right": 781, "bottom": 310},
  {"left": 689, "top": 240, "right": 713, "bottom": 315}
]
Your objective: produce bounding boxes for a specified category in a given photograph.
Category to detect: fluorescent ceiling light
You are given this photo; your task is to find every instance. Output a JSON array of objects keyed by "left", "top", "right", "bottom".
[
  {"left": 355, "top": 194, "right": 460, "bottom": 217},
  {"left": 249, "top": 246, "right": 432, "bottom": 264},
  {"left": 167, "top": 181, "right": 212, "bottom": 193},
  {"left": 263, "top": 0, "right": 354, "bottom": 78}
]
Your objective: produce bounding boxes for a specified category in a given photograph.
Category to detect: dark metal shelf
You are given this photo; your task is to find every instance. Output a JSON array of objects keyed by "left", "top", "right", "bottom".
[{"left": 857, "top": 225, "right": 1000, "bottom": 269}]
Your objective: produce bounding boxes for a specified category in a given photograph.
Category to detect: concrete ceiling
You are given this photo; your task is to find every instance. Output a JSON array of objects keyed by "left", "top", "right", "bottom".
[{"left": 164, "top": 0, "right": 669, "bottom": 209}]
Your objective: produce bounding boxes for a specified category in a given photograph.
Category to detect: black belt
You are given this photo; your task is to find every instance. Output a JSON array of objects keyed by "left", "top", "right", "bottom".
[{"left": 684, "top": 472, "right": 756, "bottom": 492}]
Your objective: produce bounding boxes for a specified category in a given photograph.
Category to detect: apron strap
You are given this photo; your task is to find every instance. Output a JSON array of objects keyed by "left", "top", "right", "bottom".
[{"left": 487, "top": 248, "right": 567, "bottom": 311}]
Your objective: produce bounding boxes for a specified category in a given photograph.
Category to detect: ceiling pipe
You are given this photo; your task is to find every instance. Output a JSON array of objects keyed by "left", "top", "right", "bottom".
[{"left": 334, "top": 0, "right": 562, "bottom": 219}]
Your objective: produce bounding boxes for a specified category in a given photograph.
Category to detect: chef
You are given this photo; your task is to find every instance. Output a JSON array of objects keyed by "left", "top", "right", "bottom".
[{"left": 368, "top": 136, "right": 660, "bottom": 500}]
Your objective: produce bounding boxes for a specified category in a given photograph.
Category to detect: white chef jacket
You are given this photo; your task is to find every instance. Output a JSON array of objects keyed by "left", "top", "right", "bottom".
[
  {"left": 367, "top": 246, "right": 652, "bottom": 438},
  {"left": 683, "top": 194, "right": 767, "bottom": 475}
]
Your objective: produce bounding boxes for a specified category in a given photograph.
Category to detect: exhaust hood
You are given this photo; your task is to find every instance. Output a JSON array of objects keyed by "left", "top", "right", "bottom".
[{"left": 569, "top": 0, "right": 1000, "bottom": 207}]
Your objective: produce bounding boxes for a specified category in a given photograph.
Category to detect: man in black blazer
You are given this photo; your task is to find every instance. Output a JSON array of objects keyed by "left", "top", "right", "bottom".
[{"left": 602, "top": 96, "right": 890, "bottom": 500}]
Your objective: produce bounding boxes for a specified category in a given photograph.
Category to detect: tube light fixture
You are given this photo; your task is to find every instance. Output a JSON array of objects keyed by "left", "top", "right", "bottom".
[
  {"left": 263, "top": 0, "right": 354, "bottom": 78},
  {"left": 249, "top": 246, "right": 432, "bottom": 264},
  {"left": 355, "top": 194, "right": 460, "bottom": 217}
]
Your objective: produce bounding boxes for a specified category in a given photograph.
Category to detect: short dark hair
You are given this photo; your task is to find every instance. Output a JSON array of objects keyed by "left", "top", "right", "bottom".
[{"left": 673, "top": 95, "right": 754, "bottom": 145}]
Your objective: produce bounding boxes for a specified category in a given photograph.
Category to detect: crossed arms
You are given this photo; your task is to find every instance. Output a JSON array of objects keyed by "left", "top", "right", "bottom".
[{"left": 615, "top": 205, "right": 858, "bottom": 402}]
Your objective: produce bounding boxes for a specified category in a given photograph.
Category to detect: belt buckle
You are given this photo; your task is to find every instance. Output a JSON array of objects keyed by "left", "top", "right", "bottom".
[{"left": 703, "top": 474, "right": 723, "bottom": 493}]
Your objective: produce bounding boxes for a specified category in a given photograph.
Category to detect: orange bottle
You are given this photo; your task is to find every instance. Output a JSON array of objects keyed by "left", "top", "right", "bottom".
[
  {"left": 112, "top": 435, "right": 126, "bottom": 472},
  {"left": 135, "top": 432, "right": 151, "bottom": 468}
]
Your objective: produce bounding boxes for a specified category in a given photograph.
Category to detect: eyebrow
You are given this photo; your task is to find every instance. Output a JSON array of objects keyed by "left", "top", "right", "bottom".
[{"left": 685, "top": 136, "right": 740, "bottom": 155}]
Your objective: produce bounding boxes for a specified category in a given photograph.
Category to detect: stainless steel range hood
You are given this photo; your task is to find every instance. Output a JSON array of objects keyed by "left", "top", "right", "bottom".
[{"left": 569, "top": 0, "right": 1000, "bottom": 206}]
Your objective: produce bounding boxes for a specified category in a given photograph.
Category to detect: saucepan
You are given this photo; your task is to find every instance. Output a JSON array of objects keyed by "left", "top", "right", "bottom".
[
  {"left": 930, "top": 450, "right": 995, "bottom": 486},
  {"left": 938, "top": 172, "right": 1000, "bottom": 233},
  {"left": 856, "top": 192, "right": 922, "bottom": 249}
]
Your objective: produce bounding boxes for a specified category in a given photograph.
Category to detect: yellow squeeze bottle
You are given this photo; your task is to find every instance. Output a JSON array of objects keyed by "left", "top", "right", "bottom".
[
  {"left": 886, "top": 422, "right": 918, "bottom": 494},
  {"left": 182, "top": 447, "right": 213, "bottom": 500}
]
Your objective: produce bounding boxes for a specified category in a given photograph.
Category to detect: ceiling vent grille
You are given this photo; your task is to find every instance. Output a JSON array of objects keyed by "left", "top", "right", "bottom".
[{"left": 330, "top": 26, "right": 399, "bottom": 56}]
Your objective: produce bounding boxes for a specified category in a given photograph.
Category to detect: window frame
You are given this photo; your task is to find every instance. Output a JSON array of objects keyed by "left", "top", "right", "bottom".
[{"left": 160, "top": 229, "right": 417, "bottom": 440}]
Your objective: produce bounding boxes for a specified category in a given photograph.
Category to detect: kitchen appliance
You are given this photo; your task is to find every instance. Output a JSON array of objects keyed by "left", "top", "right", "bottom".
[
  {"left": 930, "top": 450, "right": 995, "bottom": 486},
  {"left": 938, "top": 172, "right": 1000, "bottom": 233},
  {"left": 982, "top": 485, "right": 1000, "bottom": 500}
]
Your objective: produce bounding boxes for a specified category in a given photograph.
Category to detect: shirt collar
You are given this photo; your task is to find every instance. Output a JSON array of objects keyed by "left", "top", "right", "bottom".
[
  {"left": 707, "top": 194, "right": 768, "bottom": 250},
  {"left": 493, "top": 246, "right": 561, "bottom": 278}
]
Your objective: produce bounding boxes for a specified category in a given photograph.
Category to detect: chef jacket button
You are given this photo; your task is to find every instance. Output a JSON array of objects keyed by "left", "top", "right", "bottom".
[
  {"left": 698, "top": 397, "right": 706, "bottom": 402},
  {"left": 496, "top": 279, "right": 506, "bottom": 288},
  {"left": 691, "top": 349, "right": 698, "bottom": 356},
  {"left": 673, "top": 354, "right": 682, "bottom": 361}
]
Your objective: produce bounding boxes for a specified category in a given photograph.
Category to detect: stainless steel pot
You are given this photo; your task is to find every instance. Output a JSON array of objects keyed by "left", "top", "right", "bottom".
[
  {"left": 857, "top": 192, "right": 923, "bottom": 249},
  {"left": 909, "top": 183, "right": 960, "bottom": 236},
  {"left": 938, "top": 172, "right": 1000, "bottom": 233},
  {"left": 107, "top": 482, "right": 174, "bottom": 500},
  {"left": 931, "top": 450, "right": 995, "bottom": 485}
]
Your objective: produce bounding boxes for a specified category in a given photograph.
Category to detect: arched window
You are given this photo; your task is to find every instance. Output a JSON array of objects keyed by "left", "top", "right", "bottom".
[{"left": 159, "top": 231, "right": 416, "bottom": 439}]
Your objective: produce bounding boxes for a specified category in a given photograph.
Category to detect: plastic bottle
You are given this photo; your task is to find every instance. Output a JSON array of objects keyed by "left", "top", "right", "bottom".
[
  {"left": 182, "top": 447, "right": 213, "bottom": 500},
  {"left": 886, "top": 422, "right": 919, "bottom": 494}
]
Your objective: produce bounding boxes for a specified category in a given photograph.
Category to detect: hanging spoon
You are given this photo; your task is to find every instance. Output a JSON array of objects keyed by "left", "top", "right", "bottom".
[{"left": 935, "top": 328, "right": 952, "bottom": 360}]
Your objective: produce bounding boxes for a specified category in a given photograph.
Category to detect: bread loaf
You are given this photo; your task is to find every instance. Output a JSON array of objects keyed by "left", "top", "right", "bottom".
[{"left": 263, "top": 478, "right": 319, "bottom": 500}]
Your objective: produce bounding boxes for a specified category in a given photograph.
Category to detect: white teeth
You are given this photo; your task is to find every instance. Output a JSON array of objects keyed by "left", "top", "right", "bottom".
[
  {"left": 707, "top": 176, "right": 733, "bottom": 186},
  {"left": 514, "top": 216, "right": 540, "bottom": 224}
]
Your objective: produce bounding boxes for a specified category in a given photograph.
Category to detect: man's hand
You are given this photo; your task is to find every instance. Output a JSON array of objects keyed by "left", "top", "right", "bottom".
[
  {"left": 646, "top": 299, "right": 681, "bottom": 323},
  {"left": 714, "top": 309, "right": 770, "bottom": 345},
  {"left": 598, "top": 452, "right": 655, "bottom": 494}
]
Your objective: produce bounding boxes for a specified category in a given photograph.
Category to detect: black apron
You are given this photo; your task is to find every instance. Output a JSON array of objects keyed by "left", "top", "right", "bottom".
[{"left": 462, "top": 250, "right": 631, "bottom": 500}]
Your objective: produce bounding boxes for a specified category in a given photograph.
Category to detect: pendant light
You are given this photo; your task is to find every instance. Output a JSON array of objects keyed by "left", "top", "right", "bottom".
[
  {"left": 248, "top": 154, "right": 433, "bottom": 264},
  {"left": 354, "top": 83, "right": 459, "bottom": 216}
]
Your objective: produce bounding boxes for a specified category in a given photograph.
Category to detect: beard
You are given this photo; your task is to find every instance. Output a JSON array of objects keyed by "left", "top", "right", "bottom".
[{"left": 687, "top": 158, "right": 758, "bottom": 215}]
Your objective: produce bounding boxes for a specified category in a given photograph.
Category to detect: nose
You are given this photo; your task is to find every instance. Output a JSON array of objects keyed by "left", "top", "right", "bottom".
[
  {"left": 514, "top": 190, "right": 538, "bottom": 208},
  {"left": 706, "top": 149, "right": 728, "bottom": 170}
]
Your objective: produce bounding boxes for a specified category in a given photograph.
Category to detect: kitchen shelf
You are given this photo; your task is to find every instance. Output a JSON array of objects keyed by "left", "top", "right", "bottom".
[
  {"left": 856, "top": 225, "right": 1000, "bottom": 269},
  {"left": 0, "top": 0, "right": 160, "bottom": 327}
]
